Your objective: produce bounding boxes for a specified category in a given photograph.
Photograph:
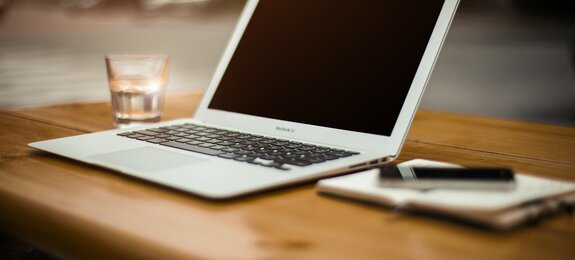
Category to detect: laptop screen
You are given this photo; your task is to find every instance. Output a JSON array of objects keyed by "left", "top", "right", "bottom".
[{"left": 208, "top": 0, "right": 445, "bottom": 136}]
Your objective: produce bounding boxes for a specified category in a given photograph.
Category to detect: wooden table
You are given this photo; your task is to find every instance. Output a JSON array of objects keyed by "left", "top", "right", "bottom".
[{"left": 1, "top": 93, "right": 574, "bottom": 259}]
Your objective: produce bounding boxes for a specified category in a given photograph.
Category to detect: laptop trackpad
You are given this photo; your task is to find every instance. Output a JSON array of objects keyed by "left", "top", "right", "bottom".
[{"left": 89, "top": 147, "right": 208, "bottom": 173}]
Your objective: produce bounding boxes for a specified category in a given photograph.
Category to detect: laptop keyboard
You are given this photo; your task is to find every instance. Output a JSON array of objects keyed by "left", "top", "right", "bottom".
[{"left": 117, "top": 123, "right": 359, "bottom": 170}]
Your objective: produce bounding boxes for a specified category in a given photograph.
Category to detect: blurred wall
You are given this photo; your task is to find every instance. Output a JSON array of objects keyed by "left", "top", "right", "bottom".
[
  {"left": 0, "top": 0, "right": 243, "bottom": 107},
  {"left": 423, "top": 0, "right": 575, "bottom": 126}
]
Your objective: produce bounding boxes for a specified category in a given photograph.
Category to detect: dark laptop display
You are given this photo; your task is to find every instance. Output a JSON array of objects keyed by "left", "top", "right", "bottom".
[{"left": 208, "top": 0, "right": 445, "bottom": 136}]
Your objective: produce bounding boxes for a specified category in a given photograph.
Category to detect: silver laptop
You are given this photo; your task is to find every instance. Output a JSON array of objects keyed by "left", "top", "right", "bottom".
[{"left": 30, "top": 0, "right": 459, "bottom": 199}]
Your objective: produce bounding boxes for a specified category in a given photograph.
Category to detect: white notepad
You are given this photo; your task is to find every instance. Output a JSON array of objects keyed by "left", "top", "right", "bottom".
[{"left": 316, "top": 159, "right": 575, "bottom": 229}]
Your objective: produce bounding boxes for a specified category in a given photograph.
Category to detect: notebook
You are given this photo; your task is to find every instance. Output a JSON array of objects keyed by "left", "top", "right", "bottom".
[
  {"left": 316, "top": 159, "right": 575, "bottom": 230},
  {"left": 29, "top": 0, "right": 460, "bottom": 199}
]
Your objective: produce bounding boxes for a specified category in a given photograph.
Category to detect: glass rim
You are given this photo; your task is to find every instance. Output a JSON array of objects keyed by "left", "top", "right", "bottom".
[{"left": 105, "top": 54, "right": 170, "bottom": 61}]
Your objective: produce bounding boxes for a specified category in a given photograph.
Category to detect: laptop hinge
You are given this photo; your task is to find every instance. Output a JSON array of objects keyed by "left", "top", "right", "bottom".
[
  {"left": 348, "top": 155, "right": 396, "bottom": 171},
  {"left": 371, "top": 155, "right": 396, "bottom": 168}
]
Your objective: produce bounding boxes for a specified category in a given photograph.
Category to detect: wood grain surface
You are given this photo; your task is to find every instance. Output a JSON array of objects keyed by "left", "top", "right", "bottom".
[{"left": 1, "top": 93, "right": 574, "bottom": 259}]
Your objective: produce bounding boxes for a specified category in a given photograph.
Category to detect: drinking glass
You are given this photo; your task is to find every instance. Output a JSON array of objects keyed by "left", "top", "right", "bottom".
[{"left": 105, "top": 54, "right": 170, "bottom": 128}]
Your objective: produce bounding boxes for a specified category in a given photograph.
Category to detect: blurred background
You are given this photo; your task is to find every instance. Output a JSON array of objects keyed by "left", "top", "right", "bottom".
[
  {"left": 2, "top": 1, "right": 573, "bottom": 258},
  {"left": 0, "top": 0, "right": 574, "bottom": 126}
]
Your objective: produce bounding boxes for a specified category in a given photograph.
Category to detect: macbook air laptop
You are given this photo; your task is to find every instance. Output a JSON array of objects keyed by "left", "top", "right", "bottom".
[{"left": 30, "top": 0, "right": 459, "bottom": 199}]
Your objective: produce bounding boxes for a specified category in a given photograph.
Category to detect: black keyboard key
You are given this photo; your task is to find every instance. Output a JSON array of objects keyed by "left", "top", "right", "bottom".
[
  {"left": 328, "top": 151, "right": 355, "bottom": 157},
  {"left": 235, "top": 150, "right": 253, "bottom": 155},
  {"left": 186, "top": 140, "right": 203, "bottom": 145},
  {"left": 136, "top": 136, "right": 154, "bottom": 141},
  {"left": 238, "top": 140, "right": 257, "bottom": 146},
  {"left": 320, "top": 154, "right": 339, "bottom": 160},
  {"left": 272, "top": 141, "right": 289, "bottom": 146},
  {"left": 249, "top": 151, "right": 265, "bottom": 158},
  {"left": 209, "top": 145, "right": 227, "bottom": 150},
  {"left": 161, "top": 141, "right": 223, "bottom": 156},
  {"left": 306, "top": 157, "right": 326, "bottom": 163},
  {"left": 276, "top": 158, "right": 313, "bottom": 167},
  {"left": 147, "top": 138, "right": 168, "bottom": 144},
  {"left": 257, "top": 154, "right": 276, "bottom": 160},
  {"left": 293, "top": 150, "right": 311, "bottom": 155},
  {"left": 286, "top": 160, "right": 313, "bottom": 167},
  {"left": 230, "top": 144, "right": 247, "bottom": 149},
  {"left": 283, "top": 153, "right": 299, "bottom": 159},
  {"left": 253, "top": 143, "right": 270, "bottom": 149},
  {"left": 218, "top": 153, "right": 240, "bottom": 159},
  {"left": 198, "top": 143, "right": 215, "bottom": 148},
  {"left": 243, "top": 146, "right": 259, "bottom": 151},
  {"left": 175, "top": 138, "right": 192, "bottom": 143},
  {"left": 205, "top": 139, "right": 223, "bottom": 144},
  {"left": 202, "top": 128, "right": 218, "bottom": 133},
  {"left": 222, "top": 147, "right": 240, "bottom": 153},
  {"left": 147, "top": 128, "right": 169, "bottom": 133},
  {"left": 182, "top": 124, "right": 199, "bottom": 129},
  {"left": 267, "top": 148, "right": 282, "bottom": 154}
]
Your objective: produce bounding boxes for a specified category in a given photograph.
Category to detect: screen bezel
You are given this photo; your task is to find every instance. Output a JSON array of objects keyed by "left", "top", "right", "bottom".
[{"left": 194, "top": 0, "right": 459, "bottom": 155}]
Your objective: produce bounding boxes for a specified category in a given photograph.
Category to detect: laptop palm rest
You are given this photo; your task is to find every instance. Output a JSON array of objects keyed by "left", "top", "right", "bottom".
[{"left": 89, "top": 147, "right": 208, "bottom": 173}]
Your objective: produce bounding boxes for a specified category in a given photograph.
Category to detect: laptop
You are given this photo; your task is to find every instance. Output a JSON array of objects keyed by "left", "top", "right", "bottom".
[{"left": 30, "top": 0, "right": 459, "bottom": 199}]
